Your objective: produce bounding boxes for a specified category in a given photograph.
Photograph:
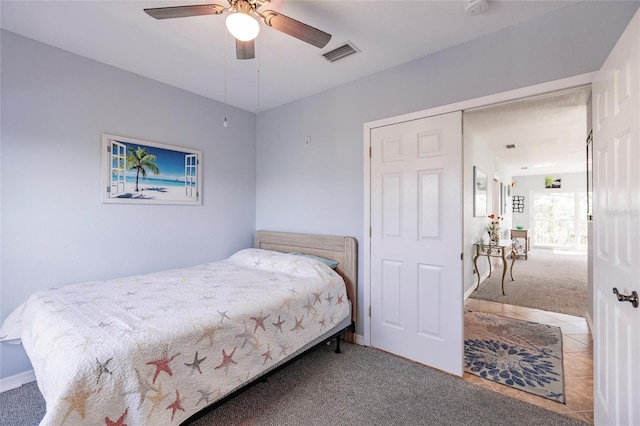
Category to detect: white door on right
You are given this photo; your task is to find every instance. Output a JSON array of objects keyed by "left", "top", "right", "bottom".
[{"left": 592, "top": 9, "right": 640, "bottom": 426}]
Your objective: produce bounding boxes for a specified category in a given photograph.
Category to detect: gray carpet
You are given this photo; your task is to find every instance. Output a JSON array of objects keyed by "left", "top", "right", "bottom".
[
  {"left": 470, "top": 249, "right": 587, "bottom": 317},
  {"left": 0, "top": 381, "right": 45, "bottom": 426},
  {"left": 0, "top": 342, "right": 587, "bottom": 425}
]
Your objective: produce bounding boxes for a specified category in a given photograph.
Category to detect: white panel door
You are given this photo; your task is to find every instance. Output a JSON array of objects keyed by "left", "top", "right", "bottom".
[
  {"left": 370, "top": 111, "right": 463, "bottom": 375},
  {"left": 592, "top": 10, "right": 640, "bottom": 426}
]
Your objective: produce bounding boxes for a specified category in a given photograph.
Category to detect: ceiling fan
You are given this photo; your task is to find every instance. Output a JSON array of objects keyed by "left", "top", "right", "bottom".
[{"left": 144, "top": 0, "right": 332, "bottom": 60}]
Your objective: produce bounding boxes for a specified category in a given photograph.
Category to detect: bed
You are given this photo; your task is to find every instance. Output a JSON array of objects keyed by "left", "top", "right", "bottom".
[{"left": 0, "top": 231, "right": 357, "bottom": 425}]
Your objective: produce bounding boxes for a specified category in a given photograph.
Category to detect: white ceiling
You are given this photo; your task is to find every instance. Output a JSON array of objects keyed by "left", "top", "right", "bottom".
[
  {"left": 1, "top": 0, "right": 580, "bottom": 113},
  {"left": 1, "top": 0, "right": 590, "bottom": 175},
  {"left": 465, "top": 86, "right": 590, "bottom": 177}
]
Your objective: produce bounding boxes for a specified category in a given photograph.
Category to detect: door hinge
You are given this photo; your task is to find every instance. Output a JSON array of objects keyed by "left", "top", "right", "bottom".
[
  {"left": 369, "top": 147, "right": 372, "bottom": 158},
  {"left": 106, "top": 186, "right": 110, "bottom": 193},
  {"left": 369, "top": 306, "right": 371, "bottom": 317},
  {"left": 369, "top": 227, "right": 372, "bottom": 237},
  {"left": 461, "top": 252, "right": 463, "bottom": 260},
  {"left": 107, "top": 144, "right": 111, "bottom": 153}
]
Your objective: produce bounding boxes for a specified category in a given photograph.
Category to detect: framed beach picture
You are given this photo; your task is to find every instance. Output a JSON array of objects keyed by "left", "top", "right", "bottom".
[
  {"left": 473, "top": 166, "right": 488, "bottom": 217},
  {"left": 101, "top": 133, "right": 202, "bottom": 205}
]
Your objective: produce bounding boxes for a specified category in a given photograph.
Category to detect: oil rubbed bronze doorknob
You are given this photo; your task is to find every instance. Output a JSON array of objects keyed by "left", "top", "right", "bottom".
[{"left": 613, "top": 288, "right": 639, "bottom": 308}]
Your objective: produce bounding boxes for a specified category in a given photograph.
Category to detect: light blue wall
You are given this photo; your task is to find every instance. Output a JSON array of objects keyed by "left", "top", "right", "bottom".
[
  {"left": 255, "top": 1, "right": 639, "bottom": 333},
  {"left": 0, "top": 31, "right": 257, "bottom": 379}
]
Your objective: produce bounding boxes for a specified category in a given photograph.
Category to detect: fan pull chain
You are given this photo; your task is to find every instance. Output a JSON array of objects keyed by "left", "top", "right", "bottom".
[{"left": 223, "top": 28, "right": 228, "bottom": 128}]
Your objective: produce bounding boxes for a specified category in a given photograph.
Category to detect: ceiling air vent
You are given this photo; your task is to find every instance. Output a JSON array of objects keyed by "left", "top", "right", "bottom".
[
  {"left": 322, "top": 42, "right": 360, "bottom": 63},
  {"left": 506, "top": 144, "right": 517, "bottom": 149}
]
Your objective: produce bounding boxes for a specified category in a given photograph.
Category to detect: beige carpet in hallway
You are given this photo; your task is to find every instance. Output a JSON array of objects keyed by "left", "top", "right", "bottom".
[{"left": 470, "top": 249, "right": 587, "bottom": 317}]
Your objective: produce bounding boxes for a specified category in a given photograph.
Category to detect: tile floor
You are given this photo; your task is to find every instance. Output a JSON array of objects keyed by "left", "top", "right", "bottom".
[{"left": 464, "top": 298, "right": 594, "bottom": 424}]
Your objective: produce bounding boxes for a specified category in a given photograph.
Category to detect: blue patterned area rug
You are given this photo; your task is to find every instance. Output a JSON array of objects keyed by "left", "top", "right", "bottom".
[{"left": 464, "top": 309, "right": 565, "bottom": 404}]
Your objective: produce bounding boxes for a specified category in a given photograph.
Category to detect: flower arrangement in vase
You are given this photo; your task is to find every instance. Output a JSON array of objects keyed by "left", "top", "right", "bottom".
[{"left": 486, "top": 214, "right": 503, "bottom": 243}]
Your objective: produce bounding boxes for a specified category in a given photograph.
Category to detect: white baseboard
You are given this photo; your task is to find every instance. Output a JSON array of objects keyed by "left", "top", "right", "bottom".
[
  {"left": 0, "top": 369, "right": 36, "bottom": 393},
  {"left": 464, "top": 284, "right": 476, "bottom": 300},
  {"left": 464, "top": 272, "right": 490, "bottom": 300},
  {"left": 354, "top": 333, "right": 365, "bottom": 346},
  {"left": 585, "top": 311, "right": 593, "bottom": 332}
]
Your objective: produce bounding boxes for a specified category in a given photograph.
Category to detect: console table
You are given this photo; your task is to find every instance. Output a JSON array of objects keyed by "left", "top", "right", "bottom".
[
  {"left": 510, "top": 229, "right": 530, "bottom": 260},
  {"left": 473, "top": 240, "right": 515, "bottom": 296}
]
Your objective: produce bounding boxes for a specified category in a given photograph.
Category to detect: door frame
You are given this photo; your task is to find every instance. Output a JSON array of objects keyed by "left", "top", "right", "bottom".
[{"left": 362, "top": 72, "right": 595, "bottom": 346}]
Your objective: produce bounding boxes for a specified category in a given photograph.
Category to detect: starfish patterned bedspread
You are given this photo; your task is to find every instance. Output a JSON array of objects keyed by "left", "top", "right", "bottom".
[{"left": 1, "top": 248, "right": 350, "bottom": 425}]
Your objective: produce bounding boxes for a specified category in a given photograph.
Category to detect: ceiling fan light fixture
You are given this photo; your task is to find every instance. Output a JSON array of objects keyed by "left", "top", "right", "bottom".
[
  {"left": 145, "top": 1, "right": 332, "bottom": 59},
  {"left": 226, "top": 12, "right": 260, "bottom": 41}
]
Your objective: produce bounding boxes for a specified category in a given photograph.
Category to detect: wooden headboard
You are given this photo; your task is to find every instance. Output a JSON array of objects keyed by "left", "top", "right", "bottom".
[{"left": 254, "top": 230, "right": 357, "bottom": 343}]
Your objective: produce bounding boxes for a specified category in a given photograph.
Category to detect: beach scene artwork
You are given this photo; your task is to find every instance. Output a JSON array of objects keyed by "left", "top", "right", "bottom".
[{"left": 101, "top": 134, "right": 202, "bottom": 205}]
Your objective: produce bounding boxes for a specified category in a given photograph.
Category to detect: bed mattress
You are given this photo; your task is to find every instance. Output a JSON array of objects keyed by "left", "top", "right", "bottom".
[{"left": 1, "top": 248, "right": 350, "bottom": 425}]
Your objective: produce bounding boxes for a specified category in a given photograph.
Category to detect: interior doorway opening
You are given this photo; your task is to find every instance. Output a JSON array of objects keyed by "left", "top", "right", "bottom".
[{"left": 462, "top": 85, "right": 592, "bottom": 422}]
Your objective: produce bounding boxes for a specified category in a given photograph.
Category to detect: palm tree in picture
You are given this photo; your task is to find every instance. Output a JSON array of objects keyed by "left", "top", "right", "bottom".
[{"left": 127, "top": 146, "right": 160, "bottom": 192}]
